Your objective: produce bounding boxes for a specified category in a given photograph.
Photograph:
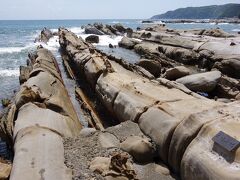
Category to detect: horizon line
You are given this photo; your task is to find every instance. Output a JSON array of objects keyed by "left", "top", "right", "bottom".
[{"left": 0, "top": 18, "right": 146, "bottom": 21}]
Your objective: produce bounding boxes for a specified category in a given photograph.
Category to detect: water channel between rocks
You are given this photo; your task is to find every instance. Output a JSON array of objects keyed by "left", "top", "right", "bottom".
[{"left": 52, "top": 50, "right": 88, "bottom": 127}]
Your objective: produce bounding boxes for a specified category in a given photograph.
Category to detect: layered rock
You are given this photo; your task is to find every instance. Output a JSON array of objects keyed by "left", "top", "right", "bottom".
[
  {"left": 84, "top": 23, "right": 128, "bottom": 36},
  {"left": 10, "top": 47, "right": 82, "bottom": 180},
  {"left": 127, "top": 26, "right": 240, "bottom": 75},
  {"left": 59, "top": 28, "right": 240, "bottom": 179},
  {"left": 118, "top": 36, "right": 140, "bottom": 49},
  {"left": 121, "top": 25, "right": 240, "bottom": 99}
]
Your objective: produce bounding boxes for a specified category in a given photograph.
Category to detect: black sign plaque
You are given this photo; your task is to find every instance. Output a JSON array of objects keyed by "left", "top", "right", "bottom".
[{"left": 212, "top": 131, "right": 240, "bottom": 152}]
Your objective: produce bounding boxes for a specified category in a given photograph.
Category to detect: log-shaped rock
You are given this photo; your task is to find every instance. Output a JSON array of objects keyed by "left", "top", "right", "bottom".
[
  {"left": 181, "top": 101, "right": 240, "bottom": 180},
  {"left": 10, "top": 127, "right": 72, "bottom": 180},
  {"left": 10, "top": 47, "right": 82, "bottom": 180}
]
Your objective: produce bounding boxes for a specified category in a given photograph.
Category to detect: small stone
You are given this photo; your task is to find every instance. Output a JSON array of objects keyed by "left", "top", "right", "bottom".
[
  {"left": 98, "top": 132, "right": 120, "bottom": 148},
  {"left": 230, "top": 42, "right": 236, "bottom": 46},
  {"left": 79, "top": 128, "right": 96, "bottom": 137}
]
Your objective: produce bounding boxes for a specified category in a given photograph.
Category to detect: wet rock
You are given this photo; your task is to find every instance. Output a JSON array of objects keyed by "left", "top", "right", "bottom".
[
  {"left": 85, "top": 35, "right": 99, "bottom": 43},
  {"left": 176, "top": 71, "right": 222, "bottom": 92},
  {"left": 142, "top": 20, "right": 154, "bottom": 23},
  {"left": 36, "top": 27, "right": 53, "bottom": 43},
  {"left": 19, "top": 66, "right": 32, "bottom": 85},
  {"left": 0, "top": 105, "right": 15, "bottom": 157},
  {"left": 163, "top": 66, "right": 191, "bottom": 80},
  {"left": 118, "top": 37, "right": 139, "bottom": 49},
  {"left": 1, "top": 99, "right": 10, "bottom": 108},
  {"left": 113, "top": 23, "right": 126, "bottom": 33},
  {"left": 109, "top": 44, "right": 114, "bottom": 48},
  {"left": 136, "top": 59, "right": 161, "bottom": 77},
  {"left": 120, "top": 136, "right": 155, "bottom": 163},
  {"left": 126, "top": 28, "right": 133, "bottom": 37},
  {"left": 85, "top": 25, "right": 105, "bottom": 35}
]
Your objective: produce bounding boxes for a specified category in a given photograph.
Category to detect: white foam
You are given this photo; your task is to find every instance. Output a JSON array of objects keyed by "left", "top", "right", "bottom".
[
  {"left": 183, "top": 22, "right": 197, "bottom": 24},
  {"left": 218, "top": 23, "right": 229, "bottom": 25},
  {"left": 232, "top": 29, "right": 240, "bottom": 32},
  {"left": 69, "top": 27, "right": 85, "bottom": 35},
  {"left": 79, "top": 34, "right": 123, "bottom": 46},
  {"left": 50, "top": 28, "right": 58, "bottom": 33},
  {"left": 34, "top": 36, "right": 60, "bottom": 51},
  {"left": 0, "top": 69, "right": 19, "bottom": 77},
  {"left": 0, "top": 47, "right": 25, "bottom": 54},
  {"left": 99, "top": 35, "right": 123, "bottom": 46},
  {"left": 111, "top": 21, "right": 120, "bottom": 24},
  {"left": 46, "top": 36, "right": 60, "bottom": 49},
  {"left": 0, "top": 40, "right": 42, "bottom": 55}
]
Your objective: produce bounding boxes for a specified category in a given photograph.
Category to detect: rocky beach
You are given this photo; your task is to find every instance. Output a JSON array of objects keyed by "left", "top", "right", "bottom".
[{"left": 0, "top": 20, "right": 240, "bottom": 180}]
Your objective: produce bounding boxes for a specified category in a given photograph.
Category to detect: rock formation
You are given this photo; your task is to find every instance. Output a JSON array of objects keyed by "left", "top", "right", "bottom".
[
  {"left": 2, "top": 24, "right": 240, "bottom": 180},
  {"left": 35, "top": 28, "right": 54, "bottom": 43},
  {"left": 9, "top": 47, "right": 82, "bottom": 180},
  {"left": 59, "top": 28, "right": 240, "bottom": 179}
]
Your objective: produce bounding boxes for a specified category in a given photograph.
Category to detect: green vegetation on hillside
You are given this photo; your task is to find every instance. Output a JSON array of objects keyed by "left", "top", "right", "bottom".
[{"left": 151, "top": 3, "right": 240, "bottom": 19}]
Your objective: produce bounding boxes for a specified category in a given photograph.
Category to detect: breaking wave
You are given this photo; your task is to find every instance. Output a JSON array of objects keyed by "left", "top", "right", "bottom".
[
  {"left": 0, "top": 47, "right": 26, "bottom": 54},
  {"left": 232, "top": 29, "right": 240, "bottom": 32},
  {"left": 79, "top": 34, "right": 123, "bottom": 46},
  {"left": 0, "top": 69, "right": 19, "bottom": 77}
]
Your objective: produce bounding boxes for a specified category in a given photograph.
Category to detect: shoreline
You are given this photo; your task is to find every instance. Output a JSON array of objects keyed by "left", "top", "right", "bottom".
[{"left": 144, "top": 18, "right": 240, "bottom": 24}]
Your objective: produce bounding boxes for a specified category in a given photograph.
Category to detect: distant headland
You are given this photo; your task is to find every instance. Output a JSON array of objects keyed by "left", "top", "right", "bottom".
[{"left": 151, "top": 3, "right": 240, "bottom": 19}]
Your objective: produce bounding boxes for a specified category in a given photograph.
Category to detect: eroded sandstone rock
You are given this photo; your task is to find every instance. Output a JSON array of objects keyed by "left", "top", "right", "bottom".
[
  {"left": 120, "top": 136, "right": 155, "bottom": 163},
  {"left": 118, "top": 37, "right": 139, "bottom": 49},
  {"left": 136, "top": 59, "right": 161, "bottom": 77},
  {"left": 163, "top": 66, "right": 191, "bottom": 80},
  {"left": 176, "top": 71, "right": 222, "bottom": 92}
]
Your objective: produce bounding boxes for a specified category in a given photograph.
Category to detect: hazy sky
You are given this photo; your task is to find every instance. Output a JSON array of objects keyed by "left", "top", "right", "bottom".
[{"left": 1, "top": 0, "right": 239, "bottom": 20}]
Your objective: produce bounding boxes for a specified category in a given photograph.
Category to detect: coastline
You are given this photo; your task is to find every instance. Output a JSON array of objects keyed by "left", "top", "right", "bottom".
[{"left": 0, "top": 21, "right": 240, "bottom": 179}]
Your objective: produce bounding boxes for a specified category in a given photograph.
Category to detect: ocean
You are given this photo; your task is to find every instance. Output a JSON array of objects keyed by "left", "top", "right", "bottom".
[{"left": 0, "top": 19, "right": 240, "bottom": 111}]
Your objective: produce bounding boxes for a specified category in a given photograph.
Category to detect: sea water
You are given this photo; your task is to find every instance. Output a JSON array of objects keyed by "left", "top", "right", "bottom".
[{"left": 0, "top": 19, "right": 239, "bottom": 111}]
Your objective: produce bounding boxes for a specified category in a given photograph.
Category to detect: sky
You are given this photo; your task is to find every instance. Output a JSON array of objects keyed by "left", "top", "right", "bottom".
[{"left": 0, "top": 0, "right": 239, "bottom": 20}]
